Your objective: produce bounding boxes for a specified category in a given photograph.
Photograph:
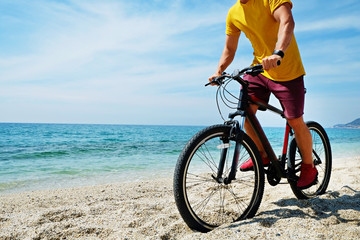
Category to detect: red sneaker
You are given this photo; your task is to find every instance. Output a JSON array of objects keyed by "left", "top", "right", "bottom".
[
  {"left": 297, "top": 163, "right": 318, "bottom": 189},
  {"left": 240, "top": 156, "right": 270, "bottom": 172}
]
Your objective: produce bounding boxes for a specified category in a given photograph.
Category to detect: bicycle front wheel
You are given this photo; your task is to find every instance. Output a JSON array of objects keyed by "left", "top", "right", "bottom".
[
  {"left": 288, "top": 121, "right": 332, "bottom": 199},
  {"left": 173, "top": 124, "right": 264, "bottom": 232}
]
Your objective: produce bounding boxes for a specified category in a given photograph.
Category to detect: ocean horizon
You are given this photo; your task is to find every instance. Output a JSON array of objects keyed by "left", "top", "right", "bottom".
[{"left": 1, "top": 122, "right": 359, "bottom": 194}]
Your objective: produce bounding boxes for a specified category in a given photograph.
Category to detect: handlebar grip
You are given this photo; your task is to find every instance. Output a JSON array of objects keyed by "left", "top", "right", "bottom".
[
  {"left": 254, "top": 61, "right": 280, "bottom": 70},
  {"left": 206, "top": 73, "right": 228, "bottom": 87},
  {"left": 205, "top": 77, "right": 220, "bottom": 87}
]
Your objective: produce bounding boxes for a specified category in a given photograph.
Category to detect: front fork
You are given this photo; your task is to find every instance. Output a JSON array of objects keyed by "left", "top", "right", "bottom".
[{"left": 213, "top": 118, "right": 245, "bottom": 185}]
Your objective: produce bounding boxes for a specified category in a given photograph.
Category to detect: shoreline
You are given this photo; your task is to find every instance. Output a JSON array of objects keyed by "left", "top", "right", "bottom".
[
  {"left": 1, "top": 155, "right": 358, "bottom": 195},
  {"left": 1, "top": 157, "right": 359, "bottom": 239},
  {"left": 0, "top": 169, "right": 175, "bottom": 195}
]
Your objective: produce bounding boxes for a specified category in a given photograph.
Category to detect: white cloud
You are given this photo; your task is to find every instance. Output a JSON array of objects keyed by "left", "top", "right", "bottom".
[
  {"left": 0, "top": 0, "right": 229, "bottom": 124},
  {"left": 296, "top": 15, "right": 360, "bottom": 32},
  {"left": 0, "top": 1, "right": 228, "bottom": 83},
  {"left": 1, "top": 0, "right": 359, "bottom": 126}
]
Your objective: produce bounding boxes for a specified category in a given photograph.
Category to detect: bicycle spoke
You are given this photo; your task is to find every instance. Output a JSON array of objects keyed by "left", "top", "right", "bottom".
[
  {"left": 232, "top": 175, "right": 256, "bottom": 188},
  {"left": 226, "top": 184, "right": 249, "bottom": 211},
  {"left": 191, "top": 184, "right": 219, "bottom": 217},
  {"left": 313, "top": 150, "right": 323, "bottom": 165},
  {"left": 238, "top": 147, "right": 249, "bottom": 166},
  {"left": 202, "top": 142, "right": 220, "bottom": 170},
  {"left": 217, "top": 187, "right": 226, "bottom": 224},
  {"left": 186, "top": 173, "right": 215, "bottom": 186},
  {"left": 195, "top": 146, "right": 218, "bottom": 174}
]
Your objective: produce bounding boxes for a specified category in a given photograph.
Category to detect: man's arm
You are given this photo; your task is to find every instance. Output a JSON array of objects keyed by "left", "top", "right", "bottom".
[
  {"left": 274, "top": 3, "right": 295, "bottom": 53},
  {"left": 209, "top": 34, "right": 240, "bottom": 81},
  {"left": 262, "top": 3, "right": 295, "bottom": 70}
]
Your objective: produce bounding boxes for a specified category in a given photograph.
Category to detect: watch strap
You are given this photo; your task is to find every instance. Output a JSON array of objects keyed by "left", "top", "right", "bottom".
[{"left": 272, "top": 50, "right": 285, "bottom": 58}]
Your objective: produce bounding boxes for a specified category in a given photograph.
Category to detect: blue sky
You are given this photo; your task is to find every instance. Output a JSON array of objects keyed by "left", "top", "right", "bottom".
[{"left": 1, "top": 0, "right": 359, "bottom": 127}]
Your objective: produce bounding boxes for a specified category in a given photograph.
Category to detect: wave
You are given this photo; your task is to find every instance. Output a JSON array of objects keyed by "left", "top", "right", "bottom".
[{"left": 11, "top": 150, "right": 69, "bottom": 160}]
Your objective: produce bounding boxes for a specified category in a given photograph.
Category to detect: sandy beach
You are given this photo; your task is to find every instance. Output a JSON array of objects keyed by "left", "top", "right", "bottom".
[{"left": 1, "top": 157, "right": 359, "bottom": 240}]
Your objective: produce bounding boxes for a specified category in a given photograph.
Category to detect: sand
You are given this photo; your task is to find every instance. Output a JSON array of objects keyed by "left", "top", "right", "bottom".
[{"left": 0, "top": 157, "right": 359, "bottom": 240}]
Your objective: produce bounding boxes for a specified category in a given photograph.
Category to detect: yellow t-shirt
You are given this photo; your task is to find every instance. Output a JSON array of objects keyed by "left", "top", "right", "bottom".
[{"left": 226, "top": 0, "right": 305, "bottom": 81}]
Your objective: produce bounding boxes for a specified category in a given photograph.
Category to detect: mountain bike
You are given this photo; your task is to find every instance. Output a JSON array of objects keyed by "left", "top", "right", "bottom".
[{"left": 173, "top": 64, "right": 332, "bottom": 232}]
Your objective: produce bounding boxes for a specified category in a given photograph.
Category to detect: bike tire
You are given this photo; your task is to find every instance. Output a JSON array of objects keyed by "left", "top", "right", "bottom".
[
  {"left": 173, "top": 124, "right": 265, "bottom": 232},
  {"left": 288, "top": 121, "right": 332, "bottom": 199}
]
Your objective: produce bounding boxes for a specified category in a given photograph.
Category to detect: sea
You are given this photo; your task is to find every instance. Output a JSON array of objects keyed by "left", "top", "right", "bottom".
[{"left": 1, "top": 123, "right": 360, "bottom": 194}]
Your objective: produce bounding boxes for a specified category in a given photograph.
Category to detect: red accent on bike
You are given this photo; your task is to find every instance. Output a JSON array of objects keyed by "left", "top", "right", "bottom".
[
  {"left": 282, "top": 124, "right": 290, "bottom": 155},
  {"left": 249, "top": 96, "right": 267, "bottom": 105}
]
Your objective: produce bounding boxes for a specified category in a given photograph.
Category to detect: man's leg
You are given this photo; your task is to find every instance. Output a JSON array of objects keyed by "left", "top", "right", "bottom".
[
  {"left": 244, "top": 104, "right": 267, "bottom": 158},
  {"left": 287, "top": 116, "right": 313, "bottom": 165},
  {"left": 240, "top": 74, "right": 271, "bottom": 171},
  {"left": 240, "top": 104, "right": 271, "bottom": 171},
  {"left": 287, "top": 116, "right": 318, "bottom": 189}
]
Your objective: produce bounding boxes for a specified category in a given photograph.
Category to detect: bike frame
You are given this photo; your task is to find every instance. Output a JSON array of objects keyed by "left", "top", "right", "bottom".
[
  {"left": 220, "top": 80, "right": 294, "bottom": 184},
  {"left": 246, "top": 96, "right": 293, "bottom": 178}
]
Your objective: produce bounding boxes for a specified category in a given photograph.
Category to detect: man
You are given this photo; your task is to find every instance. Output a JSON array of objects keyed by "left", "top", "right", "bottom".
[{"left": 209, "top": 0, "right": 317, "bottom": 189}]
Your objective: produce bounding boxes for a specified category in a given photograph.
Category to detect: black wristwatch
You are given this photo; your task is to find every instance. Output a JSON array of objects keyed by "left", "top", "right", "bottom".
[{"left": 273, "top": 50, "right": 285, "bottom": 58}]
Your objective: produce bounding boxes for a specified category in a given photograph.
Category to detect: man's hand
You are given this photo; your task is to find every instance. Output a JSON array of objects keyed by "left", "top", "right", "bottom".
[
  {"left": 209, "top": 73, "right": 221, "bottom": 82},
  {"left": 262, "top": 54, "right": 282, "bottom": 70},
  {"left": 208, "top": 73, "right": 221, "bottom": 86}
]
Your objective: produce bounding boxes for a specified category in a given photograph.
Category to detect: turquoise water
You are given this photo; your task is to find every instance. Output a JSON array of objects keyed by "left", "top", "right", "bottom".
[{"left": 1, "top": 123, "right": 359, "bottom": 194}]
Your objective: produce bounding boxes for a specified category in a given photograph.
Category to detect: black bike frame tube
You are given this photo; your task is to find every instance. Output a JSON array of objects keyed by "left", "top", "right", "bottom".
[
  {"left": 246, "top": 106, "right": 283, "bottom": 178},
  {"left": 250, "top": 96, "right": 285, "bottom": 118}
]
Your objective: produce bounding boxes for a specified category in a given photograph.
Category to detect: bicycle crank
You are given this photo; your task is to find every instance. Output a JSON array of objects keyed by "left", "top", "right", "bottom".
[{"left": 266, "top": 165, "right": 281, "bottom": 186}]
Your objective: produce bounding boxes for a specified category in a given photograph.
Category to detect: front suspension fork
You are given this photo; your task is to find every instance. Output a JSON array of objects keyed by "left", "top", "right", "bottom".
[{"left": 214, "top": 119, "right": 245, "bottom": 185}]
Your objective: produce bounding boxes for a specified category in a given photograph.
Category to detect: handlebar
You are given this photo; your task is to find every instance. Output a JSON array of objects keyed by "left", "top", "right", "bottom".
[
  {"left": 206, "top": 61, "right": 280, "bottom": 87},
  {"left": 206, "top": 64, "right": 264, "bottom": 87}
]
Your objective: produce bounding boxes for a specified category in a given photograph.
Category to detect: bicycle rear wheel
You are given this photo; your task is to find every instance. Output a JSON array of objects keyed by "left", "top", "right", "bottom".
[
  {"left": 288, "top": 121, "right": 332, "bottom": 199},
  {"left": 173, "top": 124, "right": 265, "bottom": 232}
]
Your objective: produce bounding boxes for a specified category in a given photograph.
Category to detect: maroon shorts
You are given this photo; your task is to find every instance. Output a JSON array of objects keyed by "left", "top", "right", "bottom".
[{"left": 243, "top": 74, "right": 305, "bottom": 119}]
